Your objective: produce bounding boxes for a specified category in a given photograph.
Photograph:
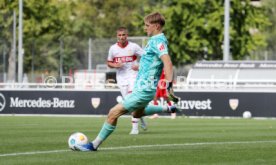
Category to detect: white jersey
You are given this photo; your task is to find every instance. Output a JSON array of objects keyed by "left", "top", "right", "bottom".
[{"left": 107, "top": 41, "right": 144, "bottom": 87}]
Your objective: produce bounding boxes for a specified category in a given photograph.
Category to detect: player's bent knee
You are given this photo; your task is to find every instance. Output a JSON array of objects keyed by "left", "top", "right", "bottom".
[{"left": 107, "top": 104, "right": 128, "bottom": 123}]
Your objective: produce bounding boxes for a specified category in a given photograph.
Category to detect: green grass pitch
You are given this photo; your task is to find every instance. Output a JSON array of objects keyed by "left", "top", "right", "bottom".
[{"left": 0, "top": 115, "right": 276, "bottom": 165}]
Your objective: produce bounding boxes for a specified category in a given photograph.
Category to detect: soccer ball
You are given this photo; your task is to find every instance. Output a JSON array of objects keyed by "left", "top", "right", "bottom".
[
  {"left": 68, "top": 132, "right": 89, "bottom": 150},
  {"left": 243, "top": 111, "right": 252, "bottom": 119}
]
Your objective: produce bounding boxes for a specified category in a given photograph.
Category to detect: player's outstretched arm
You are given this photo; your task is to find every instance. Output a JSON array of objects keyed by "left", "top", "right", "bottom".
[
  {"left": 160, "top": 54, "right": 179, "bottom": 103},
  {"left": 160, "top": 54, "right": 173, "bottom": 82}
]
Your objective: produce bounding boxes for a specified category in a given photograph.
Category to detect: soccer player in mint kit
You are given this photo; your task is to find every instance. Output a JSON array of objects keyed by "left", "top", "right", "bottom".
[{"left": 74, "top": 12, "right": 179, "bottom": 151}]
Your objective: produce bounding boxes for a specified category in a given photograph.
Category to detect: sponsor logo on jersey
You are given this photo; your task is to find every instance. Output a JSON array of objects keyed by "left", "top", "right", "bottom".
[
  {"left": 158, "top": 43, "right": 165, "bottom": 51},
  {"left": 113, "top": 55, "right": 137, "bottom": 63}
]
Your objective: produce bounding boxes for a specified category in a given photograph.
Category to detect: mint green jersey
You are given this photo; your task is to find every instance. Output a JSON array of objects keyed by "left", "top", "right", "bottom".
[
  {"left": 123, "top": 33, "right": 169, "bottom": 112},
  {"left": 134, "top": 33, "right": 169, "bottom": 91}
]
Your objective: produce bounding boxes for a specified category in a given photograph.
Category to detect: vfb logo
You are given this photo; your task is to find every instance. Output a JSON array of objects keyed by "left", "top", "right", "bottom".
[{"left": 0, "top": 93, "right": 6, "bottom": 112}]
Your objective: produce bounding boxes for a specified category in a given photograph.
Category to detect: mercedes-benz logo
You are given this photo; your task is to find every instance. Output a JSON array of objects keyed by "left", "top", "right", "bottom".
[{"left": 0, "top": 93, "right": 6, "bottom": 112}]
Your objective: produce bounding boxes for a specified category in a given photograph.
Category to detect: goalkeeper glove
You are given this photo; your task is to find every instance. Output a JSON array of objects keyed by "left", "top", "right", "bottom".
[{"left": 167, "top": 81, "right": 180, "bottom": 103}]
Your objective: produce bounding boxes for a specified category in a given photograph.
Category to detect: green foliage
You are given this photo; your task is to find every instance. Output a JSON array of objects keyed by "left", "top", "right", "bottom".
[
  {"left": 0, "top": 0, "right": 148, "bottom": 76},
  {"left": 263, "top": 0, "right": 276, "bottom": 54},
  {"left": 150, "top": 0, "right": 269, "bottom": 65},
  {"left": 0, "top": 0, "right": 17, "bottom": 46},
  {"left": 23, "top": 0, "right": 77, "bottom": 74},
  {"left": 0, "top": 0, "right": 271, "bottom": 77},
  {"left": 230, "top": 0, "right": 269, "bottom": 60},
  {"left": 161, "top": 0, "right": 224, "bottom": 64}
]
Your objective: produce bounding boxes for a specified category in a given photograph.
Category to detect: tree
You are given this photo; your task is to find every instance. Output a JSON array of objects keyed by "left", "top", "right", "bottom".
[
  {"left": 163, "top": 0, "right": 223, "bottom": 64},
  {"left": 0, "top": 0, "right": 270, "bottom": 81},
  {"left": 143, "top": 0, "right": 270, "bottom": 65},
  {"left": 263, "top": 0, "right": 276, "bottom": 60},
  {"left": 23, "top": 0, "right": 76, "bottom": 75},
  {"left": 0, "top": 0, "right": 18, "bottom": 81},
  {"left": 230, "top": 0, "right": 269, "bottom": 60},
  {"left": 0, "top": 0, "right": 76, "bottom": 80},
  {"left": 0, "top": 0, "right": 148, "bottom": 82}
]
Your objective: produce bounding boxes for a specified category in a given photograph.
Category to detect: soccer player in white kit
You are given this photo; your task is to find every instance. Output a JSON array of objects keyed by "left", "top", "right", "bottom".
[{"left": 107, "top": 27, "right": 147, "bottom": 135}]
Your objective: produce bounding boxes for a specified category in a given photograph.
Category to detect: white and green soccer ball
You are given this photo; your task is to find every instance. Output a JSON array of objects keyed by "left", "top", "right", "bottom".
[{"left": 68, "top": 132, "right": 89, "bottom": 150}]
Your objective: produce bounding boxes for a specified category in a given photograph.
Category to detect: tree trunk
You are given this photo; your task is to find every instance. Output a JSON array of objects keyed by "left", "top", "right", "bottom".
[{"left": 7, "top": 49, "right": 16, "bottom": 82}]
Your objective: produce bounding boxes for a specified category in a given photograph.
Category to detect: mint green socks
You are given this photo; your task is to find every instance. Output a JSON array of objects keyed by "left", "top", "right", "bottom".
[
  {"left": 144, "top": 105, "right": 167, "bottom": 116},
  {"left": 98, "top": 122, "right": 116, "bottom": 140},
  {"left": 93, "top": 122, "right": 116, "bottom": 149}
]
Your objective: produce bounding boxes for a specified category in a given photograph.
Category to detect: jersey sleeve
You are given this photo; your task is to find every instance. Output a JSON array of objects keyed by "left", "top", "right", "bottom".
[
  {"left": 154, "top": 41, "right": 169, "bottom": 58},
  {"left": 134, "top": 43, "right": 145, "bottom": 56},
  {"left": 107, "top": 46, "right": 114, "bottom": 62}
]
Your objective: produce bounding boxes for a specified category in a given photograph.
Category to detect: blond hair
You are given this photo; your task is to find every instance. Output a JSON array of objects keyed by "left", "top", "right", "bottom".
[{"left": 144, "top": 12, "right": 165, "bottom": 27}]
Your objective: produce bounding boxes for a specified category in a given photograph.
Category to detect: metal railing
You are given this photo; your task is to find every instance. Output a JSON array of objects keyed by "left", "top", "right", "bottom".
[{"left": 2, "top": 79, "right": 276, "bottom": 92}]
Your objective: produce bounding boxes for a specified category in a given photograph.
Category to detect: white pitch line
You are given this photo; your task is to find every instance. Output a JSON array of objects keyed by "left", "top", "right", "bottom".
[
  {"left": 101, "top": 140, "right": 276, "bottom": 150},
  {"left": 0, "top": 149, "right": 69, "bottom": 157},
  {"left": 1, "top": 140, "right": 276, "bottom": 157}
]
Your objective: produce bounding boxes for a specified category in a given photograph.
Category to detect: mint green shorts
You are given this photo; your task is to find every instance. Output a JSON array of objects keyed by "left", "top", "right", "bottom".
[{"left": 122, "top": 90, "right": 156, "bottom": 112}]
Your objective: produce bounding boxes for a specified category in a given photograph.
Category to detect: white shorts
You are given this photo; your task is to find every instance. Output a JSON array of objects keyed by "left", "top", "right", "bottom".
[{"left": 118, "top": 78, "right": 136, "bottom": 98}]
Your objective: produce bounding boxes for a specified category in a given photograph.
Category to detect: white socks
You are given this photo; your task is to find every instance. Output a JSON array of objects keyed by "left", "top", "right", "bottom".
[
  {"left": 92, "top": 136, "right": 103, "bottom": 149},
  {"left": 131, "top": 117, "right": 139, "bottom": 131}
]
